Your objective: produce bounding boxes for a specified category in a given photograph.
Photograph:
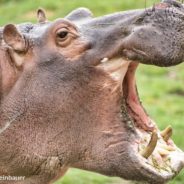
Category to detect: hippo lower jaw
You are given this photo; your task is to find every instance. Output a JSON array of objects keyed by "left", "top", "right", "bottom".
[{"left": 98, "top": 57, "right": 184, "bottom": 183}]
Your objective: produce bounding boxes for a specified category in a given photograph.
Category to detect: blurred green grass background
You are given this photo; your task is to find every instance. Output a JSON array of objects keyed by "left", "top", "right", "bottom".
[{"left": 0, "top": 0, "right": 183, "bottom": 183}]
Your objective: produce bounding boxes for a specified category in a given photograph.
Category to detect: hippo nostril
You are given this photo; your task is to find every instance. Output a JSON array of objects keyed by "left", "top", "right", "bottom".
[{"left": 134, "top": 16, "right": 145, "bottom": 24}]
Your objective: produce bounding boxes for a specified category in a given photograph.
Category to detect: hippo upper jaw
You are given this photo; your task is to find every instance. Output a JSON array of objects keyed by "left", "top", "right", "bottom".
[
  {"left": 77, "top": 2, "right": 184, "bottom": 67},
  {"left": 120, "top": 4, "right": 184, "bottom": 67}
]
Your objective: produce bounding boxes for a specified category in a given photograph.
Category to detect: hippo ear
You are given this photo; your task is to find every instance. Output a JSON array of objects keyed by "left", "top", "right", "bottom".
[
  {"left": 65, "top": 8, "right": 93, "bottom": 21},
  {"left": 37, "top": 8, "right": 47, "bottom": 23},
  {"left": 3, "top": 24, "right": 28, "bottom": 67},
  {"left": 3, "top": 24, "right": 27, "bottom": 52}
]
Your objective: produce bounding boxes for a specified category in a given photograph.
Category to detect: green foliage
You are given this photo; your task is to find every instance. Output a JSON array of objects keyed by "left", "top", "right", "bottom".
[
  {"left": 0, "top": 0, "right": 183, "bottom": 184},
  {"left": 0, "top": 0, "right": 160, "bottom": 25},
  {"left": 55, "top": 169, "right": 117, "bottom": 184}
]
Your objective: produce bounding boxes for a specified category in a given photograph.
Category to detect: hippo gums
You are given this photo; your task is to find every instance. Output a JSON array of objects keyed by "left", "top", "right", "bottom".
[{"left": 0, "top": 0, "right": 184, "bottom": 183}]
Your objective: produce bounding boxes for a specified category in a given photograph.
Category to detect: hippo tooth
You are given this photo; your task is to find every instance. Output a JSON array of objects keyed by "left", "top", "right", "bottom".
[
  {"left": 140, "top": 130, "right": 158, "bottom": 159},
  {"left": 158, "top": 148, "right": 170, "bottom": 156},
  {"left": 161, "top": 125, "right": 173, "bottom": 142},
  {"left": 160, "top": 144, "right": 176, "bottom": 151},
  {"left": 100, "top": 58, "right": 109, "bottom": 63}
]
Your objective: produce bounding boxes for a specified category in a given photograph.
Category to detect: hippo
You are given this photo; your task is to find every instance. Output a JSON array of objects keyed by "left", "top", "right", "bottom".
[{"left": 0, "top": 0, "right": 184, "bottom": 183}]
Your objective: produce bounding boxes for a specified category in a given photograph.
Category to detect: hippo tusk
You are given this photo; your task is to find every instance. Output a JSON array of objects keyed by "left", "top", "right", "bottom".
[
  {"left": 141, "top": 131, "right": 158, "bottom": 159},
  {"left": 161, "top": 125, "right": 172, "bottom": 142}
]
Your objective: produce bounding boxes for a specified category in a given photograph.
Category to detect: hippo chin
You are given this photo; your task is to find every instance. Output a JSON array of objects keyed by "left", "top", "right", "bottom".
[{"left": 0, "top": 0, "right": 183, "bottom": 184}]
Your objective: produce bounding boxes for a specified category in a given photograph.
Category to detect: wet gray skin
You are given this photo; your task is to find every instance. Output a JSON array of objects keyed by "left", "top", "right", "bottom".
[{"left": 0, "top": 1, "right": 183, "bottom": 184}]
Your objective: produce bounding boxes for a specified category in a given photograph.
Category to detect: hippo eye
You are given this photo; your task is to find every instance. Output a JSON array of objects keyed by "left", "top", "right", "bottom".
[
  {"left": 57, "top": 31, "right": 68, "bottom": 39},
  {"left": 56, "top": 27, "right": 78, "bottom": 47},
  {"left": 56, "top": 28, "right": 69, "bottom": 40}
]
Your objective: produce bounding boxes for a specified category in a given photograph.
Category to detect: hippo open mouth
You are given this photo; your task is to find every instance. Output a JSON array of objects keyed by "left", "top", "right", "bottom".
[
  {"left": 78, "top": 2, "right": 184, "bottom": 182},
  {"left": 98, "top": 56, "right": 184, "bottom": 183},
  {"left": 91, "top": 4, "right": 184, "bottom": 180}
]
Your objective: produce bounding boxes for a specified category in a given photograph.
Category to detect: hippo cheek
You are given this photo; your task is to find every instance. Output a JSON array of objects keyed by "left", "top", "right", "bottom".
[{"left": 93, "top": 56, "right": 184, "bottom": 183}]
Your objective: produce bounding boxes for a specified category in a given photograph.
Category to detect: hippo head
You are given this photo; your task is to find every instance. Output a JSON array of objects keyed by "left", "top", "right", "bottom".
[{"left": 0, "top": 1, "right": 184, "bottom": 184}]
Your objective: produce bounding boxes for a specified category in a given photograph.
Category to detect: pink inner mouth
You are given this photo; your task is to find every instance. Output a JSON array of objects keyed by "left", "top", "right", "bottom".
[{"left": 123, "top": 62, "right": 155, "bottom": 131}]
